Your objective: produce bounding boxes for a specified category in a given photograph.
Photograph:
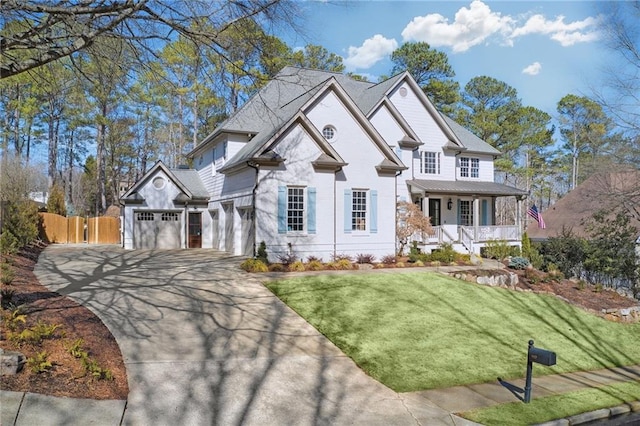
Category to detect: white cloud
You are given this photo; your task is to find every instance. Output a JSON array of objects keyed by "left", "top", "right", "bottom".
[
  {"left": 510, "top": 14, "right": 602, "bottom": 46},
  {"left": 399, "top": 1, "right": 601, "bottom": 54},
  {"left": 344, "top": 34, "right": 398, "bottom": 70},
  {"left": 401, "top": 0, "right": 514, "bottom": 53},
  {"left": 522, "top": 62, "right": 542, "bottom": 76}
]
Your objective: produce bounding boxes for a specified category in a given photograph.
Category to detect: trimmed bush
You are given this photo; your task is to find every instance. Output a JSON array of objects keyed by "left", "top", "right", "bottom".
[
  {"left": 240, "top": 259, "right": 268, "bottom": 273},
  {"left": 509, "top": 256, "right": 530, "bottom": 270}
]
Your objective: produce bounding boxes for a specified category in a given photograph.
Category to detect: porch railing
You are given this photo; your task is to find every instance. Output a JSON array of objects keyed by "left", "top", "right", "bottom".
[{"left": 412, "top": 225, "right": 520, "bottom": 247}]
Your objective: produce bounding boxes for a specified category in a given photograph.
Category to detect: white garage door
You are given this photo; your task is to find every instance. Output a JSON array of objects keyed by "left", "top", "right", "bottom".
[{"left": 134, "top": 211, "right": 182, "bottom": 249}]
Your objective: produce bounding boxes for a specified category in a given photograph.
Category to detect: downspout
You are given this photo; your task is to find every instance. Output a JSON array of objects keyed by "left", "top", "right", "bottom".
[
  {"left": 395, "top": 169, "right": 402, "bottom": 255},
  {"left": 247, "top": 161, "right": 259, "bottom": 257}
]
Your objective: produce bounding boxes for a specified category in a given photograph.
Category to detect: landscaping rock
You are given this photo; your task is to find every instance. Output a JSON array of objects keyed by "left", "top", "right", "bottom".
[{"left": 0, "top": 349, "right": 25, "bottom": 376}]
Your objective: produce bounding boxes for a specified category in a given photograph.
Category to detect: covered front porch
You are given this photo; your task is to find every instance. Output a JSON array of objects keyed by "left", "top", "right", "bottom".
[{"left": 406, "top": 179, "right": 529, "bottom": 254}]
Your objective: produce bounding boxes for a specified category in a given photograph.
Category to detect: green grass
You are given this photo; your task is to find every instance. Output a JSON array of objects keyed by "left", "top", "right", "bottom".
[
  {"left": 266, "top": 272, "right": 640, "bottom": 392},
  {"left": 461, "top": 381, "right": 640, "bottom": 425}
]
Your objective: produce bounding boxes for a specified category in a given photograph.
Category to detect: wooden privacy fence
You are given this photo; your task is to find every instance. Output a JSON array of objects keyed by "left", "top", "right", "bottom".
[{"left": 39, "top": 213, "right": 120, "bottom": 244}]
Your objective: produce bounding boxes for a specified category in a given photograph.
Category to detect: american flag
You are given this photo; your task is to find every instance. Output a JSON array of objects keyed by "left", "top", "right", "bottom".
[{"left": 527, "top": 205, "right": 546, "bottom": 229}]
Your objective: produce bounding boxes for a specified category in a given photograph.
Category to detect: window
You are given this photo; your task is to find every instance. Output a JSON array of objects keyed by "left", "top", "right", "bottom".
[
  {"left": 278, "top": 186, "right": 316, "bottom": 234},
  {"left": 352, "top": 190, "right": 367, "bottom": 231},
  {"left": 459, "top": 200, "right": 473, "bottom": 226},
  {"left": 420, "top": 151, "right": 440, "bottom": 174},
  {"left": 460, "top": 157, "right": 479, "bottom": 178},
  {"left": 287, "top": 187, "right": 305, "bottom": 232},
  {"left": 161, "top": 212, "right": 179, "bottom": 221},
  {"left": 137, "top": 212, "right": 154, "bottom": 221},
  {"left": 322, "top": 125, "right": 336, "bottom": 141}
]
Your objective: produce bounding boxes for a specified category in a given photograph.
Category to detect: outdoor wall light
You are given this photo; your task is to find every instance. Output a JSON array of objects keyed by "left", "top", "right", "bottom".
[{"left": 447, "top": 198, "right": 453, "bottom": 210}]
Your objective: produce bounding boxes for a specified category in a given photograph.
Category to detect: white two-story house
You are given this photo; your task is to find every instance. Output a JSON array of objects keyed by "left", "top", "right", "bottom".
[{"left": 121, "top": 67, "right": 527, "bottom": 260}]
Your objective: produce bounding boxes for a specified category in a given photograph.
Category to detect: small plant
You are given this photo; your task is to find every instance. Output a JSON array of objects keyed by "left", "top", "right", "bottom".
[
  {"left": 240, "top": 259, "right": 268, "bottom": 273},
  {"left": 508, "top": 256, "right": 530, "bottom": 270},
  {"left": 355, "top": 253, "right": 376, "bottom": 264},
  {"left": 268, "top": 263, "right": 286, "bottom": 272},
  {"left": 1, "top": 265, "right": 15, "bottom": 285},
  {"left": 11, "top": 321, "right": 61, "bottom": 344},
  {"left": 67, "top": 338, "right": 89, "bottom": 359},
  {"left": 381, "top": 254, "right": 397, "bottom": 265},
  {"left": 27, "top": 351, "right": 53, "bottom": 374},
  {"left": 2, "top": 307, "right": 26, "bottom": 330},
  {"left": 524, "top": 268, "right": 540, "bottom": 284},
  {"left": 331, "top": 253, "right": 353, "bottom": 262},
  {"left": 277, "top": 252, "right": 298, "bottom": 266},
  {"left": 81, "top": 356, "right": 113, "bottom": 381},
  {"left": 1, "top": 287, "right": 16, "bottom": 307},
  {"left": 305, "top": 260, "right": 324, "bottom": 271},
  {"left": 577, "top": 280, "right": 587, "bottom": 290},
  {"left": 594, "top": 283, "right": 603, "bottom": 293},
  {"left": 413, "top": 260, "right": 424, "bottom": 267},
  {"left": 288, "top": 260, "right": 305, "bottom": 272},
  {"left": 256, "top": 241, "right": 269, "bottom": 264},
  {"left": 396, "top": 262, "right": 405, "bottom": 268},
  {"left": 306, "top": 255, "right": 322, "bottom": 263},
  {"left": 335, "top": 259, "right": 354, "bottom": 270}
]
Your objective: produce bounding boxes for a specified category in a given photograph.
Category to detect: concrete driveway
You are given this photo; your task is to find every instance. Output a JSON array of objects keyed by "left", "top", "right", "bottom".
[{"left": 34, "top": 245, "right": 460, "bottom": 426}]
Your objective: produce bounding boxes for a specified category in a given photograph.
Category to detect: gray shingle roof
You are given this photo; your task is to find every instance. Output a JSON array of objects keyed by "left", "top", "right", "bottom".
[
  {"left": 170, "top": 169, "right": 209, "bottom": 199},
  {"left": 195, "top": 67, "right": 503, "bottom": 171},
  {"left": 408, "top": 179, "right": 528, "bottom": 197},
  {"left": 441, "top": 115, "right": 501, "bottom": 155}
]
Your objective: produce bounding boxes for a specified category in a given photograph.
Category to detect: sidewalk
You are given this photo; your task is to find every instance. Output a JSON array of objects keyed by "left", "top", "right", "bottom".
[{"left": 3, "top": 364, "right": 639, "bottom": 425}]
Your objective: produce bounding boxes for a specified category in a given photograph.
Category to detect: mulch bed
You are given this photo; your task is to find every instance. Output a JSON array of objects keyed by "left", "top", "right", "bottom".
[{"left": 1, "top": 244, "right": 129, "bottom": 400}]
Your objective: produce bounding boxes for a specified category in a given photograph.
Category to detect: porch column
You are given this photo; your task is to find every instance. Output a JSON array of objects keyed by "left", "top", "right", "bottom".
[
  {"left": 473, "top": 196, "right": 479, "bottom": 240},
  {"left": 491, "top": 196, "right": 496, "bottom": 225},
  {"left": 422, "top": 192, "right": 428, "bottom": 217},
  {"left": 516, "top": 197, "right": 523, "bottom": 239}
]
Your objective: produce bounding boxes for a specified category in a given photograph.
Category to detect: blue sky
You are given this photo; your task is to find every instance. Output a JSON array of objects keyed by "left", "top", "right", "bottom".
[{"left": 281, "top": 1, "right": 613, "bottom": 118}]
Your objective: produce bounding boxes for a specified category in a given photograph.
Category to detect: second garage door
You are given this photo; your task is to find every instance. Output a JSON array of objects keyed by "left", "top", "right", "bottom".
[{"left": 134, "top": 211, "right": 182, "bottom": 249}]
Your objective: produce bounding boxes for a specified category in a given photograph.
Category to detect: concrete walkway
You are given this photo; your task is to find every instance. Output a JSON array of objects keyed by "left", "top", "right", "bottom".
[{"left": 2, "top": 245, "right": 639, "bottom": 425}]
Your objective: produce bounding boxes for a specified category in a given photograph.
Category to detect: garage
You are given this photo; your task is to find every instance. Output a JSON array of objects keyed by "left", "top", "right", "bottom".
[{"left": 134, "top": 211, "right": 182, "bottom": 249}]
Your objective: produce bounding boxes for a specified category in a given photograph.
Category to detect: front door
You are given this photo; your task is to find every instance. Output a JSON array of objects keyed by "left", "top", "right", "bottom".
[
  {"left": 428, "top": 198, "right": 441, "bottom": 226},
  {"left": 188, "top": 212, "right": 202, "bottom": 248}
]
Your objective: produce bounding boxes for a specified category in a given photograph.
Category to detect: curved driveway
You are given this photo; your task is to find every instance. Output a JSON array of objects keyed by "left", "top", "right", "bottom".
[{"left": 34, "top": 245, "right": 459, "bottom": 426}]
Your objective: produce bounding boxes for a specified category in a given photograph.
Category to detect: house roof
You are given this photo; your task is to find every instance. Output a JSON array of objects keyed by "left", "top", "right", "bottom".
[
  {"left": 440, "top": 115, "right": 501, "bottom": 156},
  {"left": 526, "top": 171, "right": 640, "bottom": 240},
  {"left": 407, "top": 179, "right": 528, "bottom": 197},
  {"left": 121, "top": 161, "right": 209, "bottom": 204},
  {"left": 191, "top": 66, "right": 503, "bottom": 172}
]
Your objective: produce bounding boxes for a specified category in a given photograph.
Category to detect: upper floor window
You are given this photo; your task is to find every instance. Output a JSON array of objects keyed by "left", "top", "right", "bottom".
[
  {"left": 420, "top": 151, "right": 440, "bottom": 174},
  {"left": 460, "top": 157, "right": 479, "bottom": 178},
  {"left": 322, "top": 125, "right": 336, "bottom": 141}
]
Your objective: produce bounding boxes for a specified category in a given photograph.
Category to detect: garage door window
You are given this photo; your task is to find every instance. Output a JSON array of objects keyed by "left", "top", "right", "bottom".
[
  {"left": 161, "top": 212, "right": 179, "bottom": 221},
  {"left": 137, "top": 212, "right": 154, "bottom": 221}
]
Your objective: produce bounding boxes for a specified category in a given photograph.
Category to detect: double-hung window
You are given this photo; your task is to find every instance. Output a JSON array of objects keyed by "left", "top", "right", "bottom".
[
  {"left": 352, "top": 190, "right": 367, "bottom": 231},
  {"left": 460, "top": 157, "right": 479, "bottom": 178},
  {"left": 287, "top": 187, "right": 304, "bottom": 232},
  {"left": 420, "top": 151, "right": 440, "bottom": 175},
  {"left": 278, "top": 186, "right": 316, "bottom": 234}
]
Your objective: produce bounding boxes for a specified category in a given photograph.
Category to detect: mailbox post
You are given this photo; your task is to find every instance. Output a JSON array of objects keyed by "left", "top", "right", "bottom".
[{"left": 524, "top": 340, "right": 557, "bottom": 403}]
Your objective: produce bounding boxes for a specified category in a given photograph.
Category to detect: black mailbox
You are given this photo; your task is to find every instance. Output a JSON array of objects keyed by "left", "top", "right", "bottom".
[{"left": 529, "top": 347, "right": 557, "bottom": 366}]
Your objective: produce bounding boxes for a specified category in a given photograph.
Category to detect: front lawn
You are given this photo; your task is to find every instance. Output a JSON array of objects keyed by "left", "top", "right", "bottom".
[{"left": 266, "top": 272, "right": 640, "bottom": 392}]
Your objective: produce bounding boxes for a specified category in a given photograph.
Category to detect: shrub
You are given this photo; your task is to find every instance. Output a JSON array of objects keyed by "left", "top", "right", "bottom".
[
  {"left": 380, "top": 254, "right": 397, "bottom": 265},
  {"left": 306, "top": 255, "right": 322, "bottom": 263},
  {"left": 331, "top": 253, "right": 353, "bottom": 262},
  {"left": 508, "top": 256, "right": 530, "bottom": 270},
  {"left": 256, "top": 241, "right": 269, "bottom": 264},
  {"left": 240, "top": 259, "right": 268, "bottom": 273},
  {"left": 482, "top": 239, "right": 512, "bottom": 260},
  {"left": 1, "top": 263, "right": 15, "bottom": 285},
  {"left": 429, "top": 243, "right": 457, "bottom": 263},
  {"left": 355, "top": 253, "right": 376, "bottom": 264},
  {"left": 305, "top": 260, "right": 324, "bottom": 271},
  {"left": 525, "top": 268, "right": 540, "bottom": 284},
  {"left": 1, "top": 287, "right": 16, "bottom": 307},
  {"left": 577, "top": 280, "right": 587, "bottom": 290},
  {"left": 278, "top": 252, "right": 297, "bottom": 266},
  {"left": 413, "top": 260, "right": 424, "bottom": 267},
  {"left": 268, "top": 263, "right": 286, "bottom": 272},
  {"left": 594, "top": 283, "right": 603, "bottom": 293},
  {"left": 396, "top": 262, "right": 405, "bottom": 268},
  {"left": 1, "top": 200, "right": 40, "bottom": 255},
  {"left": 335, "top": 259, "right": 354, "bottom": 270},
  {"left": 408, "top": 251, "right": 429, "bottom": 263},
  {"left": 46, "top": 184, "right": 67, "bottom": 216},
  {"left": 27, "top": 351, "right": 52, "bottom": 374},
  {"left": 288, "top": 260, "right": 305, "bottom": 272}
]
